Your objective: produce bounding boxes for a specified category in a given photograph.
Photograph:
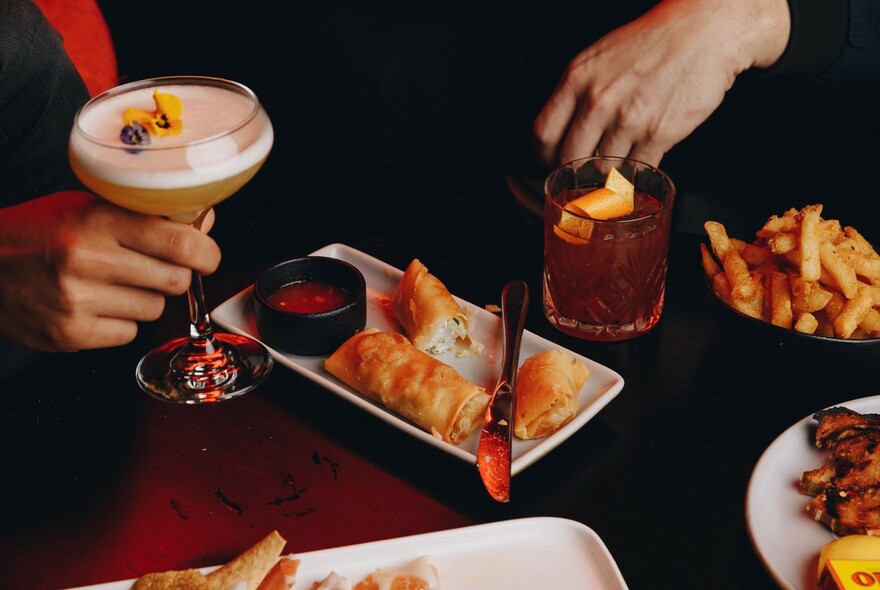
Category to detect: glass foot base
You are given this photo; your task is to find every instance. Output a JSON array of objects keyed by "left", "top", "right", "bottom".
[{"left": 136, "top": 333, "right": 273, "bottom": 403}]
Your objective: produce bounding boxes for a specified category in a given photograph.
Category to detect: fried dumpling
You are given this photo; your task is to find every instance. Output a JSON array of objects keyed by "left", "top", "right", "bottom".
[{"left": 514, "top": 349, "right": 589, "bottom": 440}]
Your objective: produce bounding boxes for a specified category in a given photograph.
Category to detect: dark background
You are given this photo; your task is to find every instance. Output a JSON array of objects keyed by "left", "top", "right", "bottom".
[{"left": 97, "top": 0, "right": 880, "bottom": 254}]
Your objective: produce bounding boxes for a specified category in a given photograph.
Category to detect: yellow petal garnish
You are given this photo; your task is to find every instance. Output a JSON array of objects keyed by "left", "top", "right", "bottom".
[
  {"left": 153, "top": 90, "right": 182, "bottom": 119},
  {"left": 123, "top": 107, "right": 154, "bottom": 126},
  {"left": 121, "top": 88, "right": 184, "bottom": 138}
]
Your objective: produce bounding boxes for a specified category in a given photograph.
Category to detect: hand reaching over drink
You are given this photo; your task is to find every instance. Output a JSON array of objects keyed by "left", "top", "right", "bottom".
[
  {"left": 0, "top": 190, "right": 220, "bottom": 352},
  {"left": 533, "top": 0, "right": 791, "bottom": 167}
]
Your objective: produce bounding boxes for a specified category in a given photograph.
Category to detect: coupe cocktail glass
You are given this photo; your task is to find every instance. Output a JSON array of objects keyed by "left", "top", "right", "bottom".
[{"left": 69, "top": 76, "right": 274, "bottom": 403}]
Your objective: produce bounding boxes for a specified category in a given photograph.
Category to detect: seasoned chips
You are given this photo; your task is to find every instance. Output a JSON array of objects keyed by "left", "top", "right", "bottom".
[{"left": 701, "top": 204, "right": 880, "bottom": 340}]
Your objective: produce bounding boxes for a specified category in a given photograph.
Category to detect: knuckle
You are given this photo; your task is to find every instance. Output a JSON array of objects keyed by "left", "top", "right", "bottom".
[
  {"left": 51, "top": 276, "right": 84, "bottom": 313},
  {"left": 46, "top": 319, "right": 85, "bottom": 352},
  {"left": 161, "top": 267, "right": 192, "bottom": 295},
  {"left": 164, "top": 228, "right": 220, "bottom": 274},
  {"left": 532, "top": 118, "right": 551, "bottom": 145},
  {"left": 164, "top": 227, "right": 197, "bottom": 261},
  {"left": 45, "top": 234, "right": 84, "bottom": 274}
]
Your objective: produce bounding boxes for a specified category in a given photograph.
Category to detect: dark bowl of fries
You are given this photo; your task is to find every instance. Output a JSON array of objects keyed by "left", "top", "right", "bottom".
[
  {"left": 700, "top": 203, "right": 880, "bottom": 373},
  {"left": 703, "top": 277, "right": 880, "bottom": 374}
]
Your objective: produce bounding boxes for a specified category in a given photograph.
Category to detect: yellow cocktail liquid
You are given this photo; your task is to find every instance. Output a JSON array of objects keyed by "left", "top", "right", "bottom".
[{"left": 70, "top": 157, "right": 266, "bottom": 221}]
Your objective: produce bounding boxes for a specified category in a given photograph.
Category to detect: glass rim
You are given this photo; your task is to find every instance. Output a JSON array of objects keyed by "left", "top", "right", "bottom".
[
  {"left": 544, "top": 155, "right": 675, "bottom": 223},
  {"left": 71, "top": 75, "right": 262, "bottom": 151}
]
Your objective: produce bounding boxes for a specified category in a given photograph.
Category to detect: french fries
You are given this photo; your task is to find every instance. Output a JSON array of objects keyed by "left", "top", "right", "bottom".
[{"left": 701, "top": 204, "right": 880, "bottom": 340}]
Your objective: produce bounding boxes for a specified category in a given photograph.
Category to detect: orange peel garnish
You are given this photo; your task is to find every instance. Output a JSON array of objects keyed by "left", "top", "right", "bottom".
[{"left": 566, "top": 187, "right": 632, "bottom": 220}]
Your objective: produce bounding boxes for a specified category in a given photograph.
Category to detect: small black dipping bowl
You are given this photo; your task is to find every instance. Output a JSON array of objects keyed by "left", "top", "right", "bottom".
[{"left": 254, "top": 256, "right": 367, "bottom": 356}]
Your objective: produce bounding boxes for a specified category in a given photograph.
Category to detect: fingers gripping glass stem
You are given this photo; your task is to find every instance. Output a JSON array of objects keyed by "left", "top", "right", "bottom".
[{"left": 70, "top": 76, "right": 275, "bottom": 403}]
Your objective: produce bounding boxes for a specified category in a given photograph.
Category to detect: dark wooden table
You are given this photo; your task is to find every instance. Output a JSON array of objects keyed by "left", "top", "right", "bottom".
[{"left": 2, "top": 198, "right": 878, "bottom": 589}]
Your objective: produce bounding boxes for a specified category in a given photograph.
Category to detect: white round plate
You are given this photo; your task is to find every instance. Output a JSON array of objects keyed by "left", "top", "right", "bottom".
[{"left": 746, "top": 395, "right": 880, "bottom": 589}]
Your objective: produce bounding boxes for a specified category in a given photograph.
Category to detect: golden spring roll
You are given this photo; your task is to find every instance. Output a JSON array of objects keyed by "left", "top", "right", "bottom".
[
  {"left": 514, "top": 349, "right": 590, "bottom": 440},
  {"left": 324, "top": 328, "right": 489, "bottom": 444},
  {"left": 391, "top": 258, "right": 472, "bottom": 354}
]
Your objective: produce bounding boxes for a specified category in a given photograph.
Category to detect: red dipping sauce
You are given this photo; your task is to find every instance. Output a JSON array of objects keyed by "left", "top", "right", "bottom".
[{"left": 265, "top": 280, "right": 353, "bottom": 314}]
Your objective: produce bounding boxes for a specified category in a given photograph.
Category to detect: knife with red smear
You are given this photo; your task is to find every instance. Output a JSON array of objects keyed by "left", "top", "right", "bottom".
[{"left": 476, "top": 279, "right": 529, "bottom": 502}]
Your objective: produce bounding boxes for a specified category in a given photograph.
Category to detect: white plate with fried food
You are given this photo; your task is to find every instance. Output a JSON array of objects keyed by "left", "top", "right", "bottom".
[
  {"left": 64, "top": 517, "right": 628, "bottom": 590},
  {"left": 746, "top": 395, "right": 880, "bottom": 590},
  {"left": 211, "top": 243, "right": 624, "bottom": 476}
]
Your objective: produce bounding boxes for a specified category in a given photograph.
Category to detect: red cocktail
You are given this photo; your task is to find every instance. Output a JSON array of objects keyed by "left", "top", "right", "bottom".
[{"left": 543, "top": 157, "right": 675, "bottom": 341}]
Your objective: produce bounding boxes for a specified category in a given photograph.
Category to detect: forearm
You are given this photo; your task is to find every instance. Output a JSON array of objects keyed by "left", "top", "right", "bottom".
[
  {"left": 744, "top": 0, "right": 792, "bottom": 68},
  {"left": 647, "top": 0, "right": 790, "bottom": 72}
]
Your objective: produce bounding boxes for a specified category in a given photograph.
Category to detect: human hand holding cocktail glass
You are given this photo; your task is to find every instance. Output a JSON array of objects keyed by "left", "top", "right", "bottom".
[{"left": 68, "top": 76, "right": 274, "bottom": 402}]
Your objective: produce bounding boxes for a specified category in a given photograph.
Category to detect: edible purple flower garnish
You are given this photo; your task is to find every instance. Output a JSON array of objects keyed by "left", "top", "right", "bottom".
[{"left": 120, "top": 121, "right": 150, "bottom": 154}]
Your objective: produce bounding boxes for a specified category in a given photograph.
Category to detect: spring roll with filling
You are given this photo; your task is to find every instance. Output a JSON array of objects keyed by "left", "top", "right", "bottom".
[
  {"left": 324, "top": 328, "right": 489, "bottom": 444},
  {"left": 392, "top": 258, "right": 475, "bottom": 354},
  {"left": 514, "top": 349, "right": 589, "bottom": 440}
]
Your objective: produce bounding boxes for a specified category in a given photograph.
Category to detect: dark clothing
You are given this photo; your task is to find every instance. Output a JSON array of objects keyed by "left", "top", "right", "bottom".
[
  {"left": 0, "top": 0, "right": 90, "bottom": 378},
  {"left": 0, "top": 0, "right": 89, "bottom": 203},
  {"left": 772, "top": 0, "right": 850, "bottom": 78},
  {"left": 772, "top": 0, "right": 880, "bottom": 82}
]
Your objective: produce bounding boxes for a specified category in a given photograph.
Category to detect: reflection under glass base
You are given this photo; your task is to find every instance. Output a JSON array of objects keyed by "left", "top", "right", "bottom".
[{"left": 135, "top": 333, "right": 273, "bottom": 404}]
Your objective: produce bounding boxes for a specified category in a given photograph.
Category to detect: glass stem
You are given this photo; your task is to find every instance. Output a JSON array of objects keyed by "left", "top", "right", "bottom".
[
  {"left": 185, "top": 209, "right": 217, "bottom": 354},
  {"left": 187, "top": 271, "right": 217, "bottom": 353}
]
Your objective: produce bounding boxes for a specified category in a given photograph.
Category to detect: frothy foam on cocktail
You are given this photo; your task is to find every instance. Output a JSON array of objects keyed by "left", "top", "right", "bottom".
[{"left": 70, "top": 84, "right": 273, "bottom": 190}]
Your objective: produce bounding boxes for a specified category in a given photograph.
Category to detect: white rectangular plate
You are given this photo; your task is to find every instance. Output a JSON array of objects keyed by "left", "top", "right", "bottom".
[
  {"left": 211, "top": 243, "right": 624, "bottom": 475},
  {"left": 65, "top": 517, "right": 628, "bottom": 589}
]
